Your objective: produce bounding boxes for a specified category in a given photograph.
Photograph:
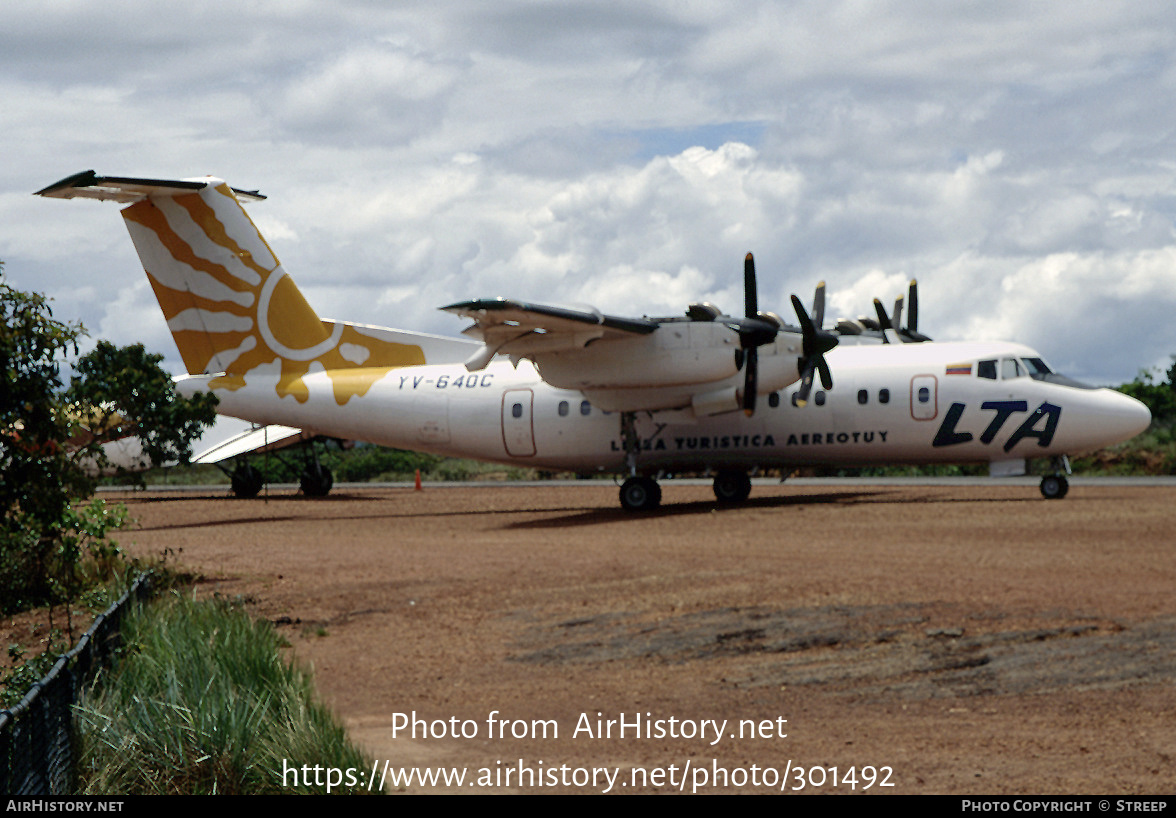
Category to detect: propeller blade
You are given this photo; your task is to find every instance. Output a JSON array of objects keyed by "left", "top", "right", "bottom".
[
  {"left": 737, "top": 253, "right": 777, "bottom": 415},
  {"left": 892, "top": 296, "right": 903, "bottom": 335},
  {"left": 743, "top": 347, "right": 758, "bottom": 415},
  {"left": 899, "top": 279, "right": 931, "bottom": 341},
  {"left": 812, "top": 281, "right": 826, "bottom": 329},
  {"left": 794, "top": 367, "right": 815, "bottom": 406},
  {"left": 744, "top": 253, "right": 757, "bottom": 319},
  {"left": 791, "top": 295, "right": 815, "bottom": 352},
  {"left": 816, "top": 356, "right": 833, "bottom": 390},
  {"left": 872, "top": 299, "right": 892, "bottom": 344},
  {"left": 907, "top": 279, "right": 918, "bottom": 333},
  {"left": 731, "top": 252, "right": 778, "bottom": 350}
]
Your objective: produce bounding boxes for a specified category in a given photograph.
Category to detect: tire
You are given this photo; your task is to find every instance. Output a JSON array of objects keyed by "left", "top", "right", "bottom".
[
  {"left": 300, "top": 464, "right": 334, "bottom": 497},
  {"left": 619, "top": 476, "right": 661, "bottom": 511},
  {"left": 230, "top": 465, "right": 264, "bottom": 498},
  {"left": 713, "top": 469, "right": 752, "bottom": 504},
  {"left": 1039, "top": 474, "right": 1068, "bottom": 500}
]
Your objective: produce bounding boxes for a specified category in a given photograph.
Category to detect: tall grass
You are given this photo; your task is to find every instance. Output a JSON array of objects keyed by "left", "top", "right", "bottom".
[{"left": 75, "top": 593, "right": 374, "bottom": 794}]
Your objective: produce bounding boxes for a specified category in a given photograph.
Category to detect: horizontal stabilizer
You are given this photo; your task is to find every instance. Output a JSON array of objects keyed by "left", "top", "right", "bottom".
[
  {"left": 191, "top": 425, "right": 311, "bottom": 464},
  {"left": 35, "top": 170, "right": 265, "bottom": 204}
]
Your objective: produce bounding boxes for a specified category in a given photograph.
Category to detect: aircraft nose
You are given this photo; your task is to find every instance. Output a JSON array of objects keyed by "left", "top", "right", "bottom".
[{"left": 1103, "top": 389, "right": 1152, "bottom": 443}]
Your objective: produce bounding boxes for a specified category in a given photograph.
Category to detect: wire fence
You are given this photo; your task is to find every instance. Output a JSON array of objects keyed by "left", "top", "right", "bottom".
[{"left": 0, "top": 572, "right": 153, "bottom": 795}]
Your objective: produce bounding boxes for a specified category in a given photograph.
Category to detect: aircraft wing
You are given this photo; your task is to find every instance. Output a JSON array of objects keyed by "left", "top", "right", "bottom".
[
  {"left": 191, "top": 425, "right": 314, "bottom": 464},
  {"left": 441, "top": 298, "right": 658, "bottom": 370}
]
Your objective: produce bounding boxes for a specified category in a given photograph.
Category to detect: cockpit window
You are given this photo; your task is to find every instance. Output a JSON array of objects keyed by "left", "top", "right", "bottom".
[
  {"left": 977, "top": 360, "right": 997, "bottom": 380},
  {"left": 1020, "top": 357, "right": 1054, "bottom": 377},
  {"left": 1001, "top": 358, "right": 1024, "bottom": 379}
]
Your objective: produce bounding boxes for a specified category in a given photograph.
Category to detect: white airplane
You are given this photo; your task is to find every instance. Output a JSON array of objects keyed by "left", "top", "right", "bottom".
[{"left": 37, "top": 171, "right": 1152, "bottom": 510}]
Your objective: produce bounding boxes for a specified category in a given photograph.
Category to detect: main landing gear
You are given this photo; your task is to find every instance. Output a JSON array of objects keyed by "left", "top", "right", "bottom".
[
  {"left": 618, "top": 412, "right": 661, "bottom": 510},
  {"left": 299, "top": 462, "right": 334, "bottom": 497},
  {"left": 617, "top": 469, "right": 757, "bottom": 511},
  {"left": 616, "top": 411, "right": 758, "bottom": 510},
  {"left": 712, "top": 469, "right": 752, "bottom": 504},
  {"left": 230, "top": 464, "right": 264, "bottom": 498},
  {"left": 1039, "top": 455, "right": 1071, "bottom": 500},
  {"left": 225, "top": 438, "right": 338, "bottom": 498}
]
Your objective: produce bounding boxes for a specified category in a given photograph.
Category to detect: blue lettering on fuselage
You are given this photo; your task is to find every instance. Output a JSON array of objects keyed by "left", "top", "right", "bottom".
[
  {"left": 397, "top": 373, "right": 494, "bottom": 390},
  {"left": 609, "top": 435, "right": 779, "bottom": 452},
  {"left": 932, "top": 401, "right": 1061, "bottom": 451},
  {"left": 784, "top": 430, "right": 889, "bottom": 446}
]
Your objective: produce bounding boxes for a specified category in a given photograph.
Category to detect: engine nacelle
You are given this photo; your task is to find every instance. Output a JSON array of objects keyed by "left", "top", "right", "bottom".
[
  {"left": 533, "top": 322, "right": 741, "bottom": 390},
  {"left": 556, "top": 323, "right": 805, "bottom": 415}
]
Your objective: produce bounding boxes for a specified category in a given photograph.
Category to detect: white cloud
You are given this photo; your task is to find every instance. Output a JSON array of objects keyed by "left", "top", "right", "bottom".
[{"left": 3, "top": 0, "right": 1175, "bottom": 412}]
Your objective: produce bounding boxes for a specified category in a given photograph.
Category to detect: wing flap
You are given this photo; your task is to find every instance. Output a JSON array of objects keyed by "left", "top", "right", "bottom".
[
  {"left": 443, "top": 298, "right": 657, "bottom": 336},
  {"left": 442, "top": 298, "right": 658, "bottom": 370}
]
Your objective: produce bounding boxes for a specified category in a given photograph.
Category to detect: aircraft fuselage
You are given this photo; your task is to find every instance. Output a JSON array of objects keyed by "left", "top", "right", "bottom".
[{"left": 184, "top": 339, "right": 1149, "bottom": 478}]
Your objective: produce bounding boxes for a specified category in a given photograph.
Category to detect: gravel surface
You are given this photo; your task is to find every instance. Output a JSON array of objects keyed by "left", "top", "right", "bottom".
[{"left": 106, "top": 482, "right": 1175, "bottom": 794}]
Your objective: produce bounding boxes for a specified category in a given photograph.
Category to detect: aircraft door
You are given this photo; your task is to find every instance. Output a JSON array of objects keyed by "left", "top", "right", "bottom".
[
  {"left": 910, "top": 375, "right": 938, "bottom": 421},
  {"left": 416, "top": 395, "right": 451, "bottom": 444},
  {"left": 502, "top": 389, "right": 536, "bottom": 457}
]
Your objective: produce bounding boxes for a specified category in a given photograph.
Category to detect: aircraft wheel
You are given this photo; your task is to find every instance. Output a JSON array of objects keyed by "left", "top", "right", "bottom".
[
  {"left": 230, "top": 465, "right": 264, "bottom": 498},
  {"left": 1039, "top": 474, "right": 1068, "bottom": 500},
  {"left": 619, "top": 476, "right": 661, "bottom": 511},
  {"left": 713, "top": 469, "right": 752, "bottom": 504},
  {"left": 300, "top": 464, "right": 334, "bottom": 497}
]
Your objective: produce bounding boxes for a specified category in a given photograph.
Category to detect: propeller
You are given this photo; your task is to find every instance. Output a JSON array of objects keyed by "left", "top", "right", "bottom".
[
  {"left": 791, "top": 284, "right": 837, "bottom": 406},
  {"left": 901, "top": 279, "right": 931, "bottom": 342},
  {"left": 735, "top": 253, "right": 781, "bottom": 416},
  {"left": 726, "top": 253, "right": 839, "bottom": 413},
  {"left": 875, "top": 280, "right": 932, "bottom": 343}
]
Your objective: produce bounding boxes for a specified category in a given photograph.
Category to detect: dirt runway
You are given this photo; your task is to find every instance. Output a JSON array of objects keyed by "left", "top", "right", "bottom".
[{"left": 109, "top": 481, "right": 1175, "bottom": 794}]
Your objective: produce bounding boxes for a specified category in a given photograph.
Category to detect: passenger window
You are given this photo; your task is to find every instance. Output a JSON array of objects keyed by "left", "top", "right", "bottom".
[
  {"left": 815, "top": 391, "right": 826, "bottom": 406},
  {"left": 1001, "top": 358, "right": 1023, "bottom": 379},
  {"left": 580, "top": 400, "right": 591, "bottom": 416},
  {"left": 978, "top": 360, "right": 997, "bottom": 380},
  {"left": 511, "top": 403, "right": 523, "bottom": 418},
  {"left": 879, "top": 389, "right": 890, "bottom": 404},
  {"left": 918, "top": 387, "right": 930, "bottom": 403},
  {"left": 857, "top": 389, "right": 868, "bottom": 405},
  {"left": 558, "top": 401, "right": 569, "bottom": 417},
  {"left": 768, "top": 392, "right": 780, "bottom": 408}
]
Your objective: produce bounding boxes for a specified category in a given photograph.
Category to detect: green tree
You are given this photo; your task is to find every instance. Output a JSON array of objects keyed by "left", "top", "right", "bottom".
[
  {"left": 1, "top": 271, "right": 89, "bottom": 614},
  {"left": 1, "top": 267, "right": 216, "bottom": 618},
  {"left": 67, "top": 340, "right": 219, "bottom": 478},
  {"left": 1118, "top": 359, "right": 1176, "bottom": 427}
]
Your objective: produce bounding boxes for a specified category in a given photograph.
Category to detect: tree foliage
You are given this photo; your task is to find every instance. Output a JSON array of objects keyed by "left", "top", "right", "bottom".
[
  {"left": 67, "top": 340, "right": 219, "bottom": 476},
  {"left": 1117, "top": 359, "right": 1176, "bottom": 427},
  {"left": 0, "top": 273, "right": 87, "bottom": 534},
  {"left": 1, "top": 266, "right": 217, "bottom": 617}
]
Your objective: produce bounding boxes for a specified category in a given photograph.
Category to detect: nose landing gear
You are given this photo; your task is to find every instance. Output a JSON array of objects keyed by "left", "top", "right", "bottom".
[{"left": 1039, "top": 455, "right": 1071, "bottom": 500}]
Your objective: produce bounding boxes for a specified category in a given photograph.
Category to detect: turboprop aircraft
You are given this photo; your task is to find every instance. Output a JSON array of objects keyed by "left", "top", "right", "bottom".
[{"left": 37, "top": 171, "right": 1152, "bottom": 510}]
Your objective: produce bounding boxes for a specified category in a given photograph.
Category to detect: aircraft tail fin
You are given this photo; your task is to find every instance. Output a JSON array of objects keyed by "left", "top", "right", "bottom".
[{"left": 38, "top": 171, "right": 429, "bottom": 404}]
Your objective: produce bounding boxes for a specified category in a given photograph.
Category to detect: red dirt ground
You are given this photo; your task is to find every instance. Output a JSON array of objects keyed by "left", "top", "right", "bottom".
[{"left": 100, "top": 483, "right": 1175, "bottom": 794}]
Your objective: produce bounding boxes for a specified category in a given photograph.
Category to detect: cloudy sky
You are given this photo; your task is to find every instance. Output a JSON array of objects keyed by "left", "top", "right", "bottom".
[{"left": 4, "top": 0, "right": 1176, "bottom": 416}]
